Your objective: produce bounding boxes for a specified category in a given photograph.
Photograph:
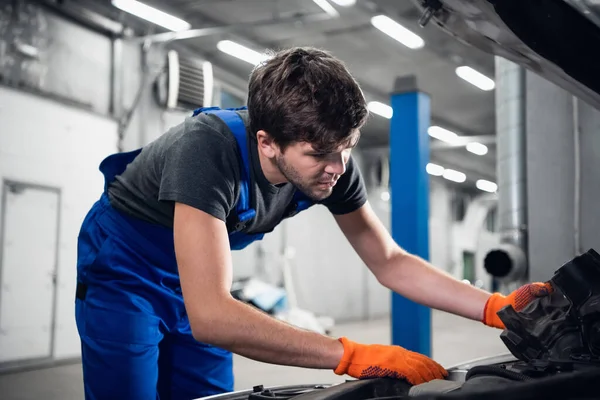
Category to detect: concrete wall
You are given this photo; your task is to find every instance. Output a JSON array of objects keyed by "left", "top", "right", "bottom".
[
  {"left": 450, "top": 193, "right": 499, "bottom": 290},
  {"left": 526, "top": 72, "right": 600, "bottom": 281},
  {"left": 0, "top": 86, "right": 119, "bottom": 363}
]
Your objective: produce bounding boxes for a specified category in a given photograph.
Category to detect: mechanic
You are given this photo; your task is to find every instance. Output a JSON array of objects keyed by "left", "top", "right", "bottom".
[{"left": 74, "top": 46, "right": 553, "bottom": 399}]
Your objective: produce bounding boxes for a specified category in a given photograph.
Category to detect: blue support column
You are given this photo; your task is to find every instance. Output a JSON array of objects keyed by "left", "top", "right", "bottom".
[{"left": 389, "top": 85, "right": 432, "bottom": 356}]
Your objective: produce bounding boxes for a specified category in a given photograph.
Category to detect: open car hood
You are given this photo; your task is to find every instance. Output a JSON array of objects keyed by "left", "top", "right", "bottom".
[{"left": 411, "top": 0, "right": 600, "bottom": 110}]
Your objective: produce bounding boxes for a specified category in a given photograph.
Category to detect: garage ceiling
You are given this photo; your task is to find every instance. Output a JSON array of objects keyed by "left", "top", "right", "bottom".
[{"left": 73, "top": 0, "right": 500, "bottom": 183}]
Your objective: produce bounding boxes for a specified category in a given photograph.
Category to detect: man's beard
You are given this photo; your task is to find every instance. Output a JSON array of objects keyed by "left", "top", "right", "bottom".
[{"left": 275, "top": 154, "right": 334, "bottom": 201}]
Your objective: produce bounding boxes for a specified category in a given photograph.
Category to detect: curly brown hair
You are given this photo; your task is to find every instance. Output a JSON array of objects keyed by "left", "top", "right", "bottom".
[{"left": 247, "top": 47, "right": 369, "bottom": 153}]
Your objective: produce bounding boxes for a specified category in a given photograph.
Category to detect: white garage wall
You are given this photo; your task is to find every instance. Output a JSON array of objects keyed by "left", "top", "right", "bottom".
[
  {"left": 526, "top": 73, "right": 600, "bottom": 282},
  {"left": 0, "top": 86, "right": 119, "bottom": 362},
  {"left": 284, "top": 205, "right": 369, "bottom": 321},
  {"left": 450, "top": 193, "right": 499, "bottom": 292},
  {"left": 428, "top": 180, "right": 454, "bottom": 272}
]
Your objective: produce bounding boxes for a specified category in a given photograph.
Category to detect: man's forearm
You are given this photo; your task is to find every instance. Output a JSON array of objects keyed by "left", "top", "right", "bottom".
[
  {"left": 377, "top": 252, "right": 492, "bottom": 321},
  {"left": 189, "top": 296, "right": 344, "bottom": 369}
]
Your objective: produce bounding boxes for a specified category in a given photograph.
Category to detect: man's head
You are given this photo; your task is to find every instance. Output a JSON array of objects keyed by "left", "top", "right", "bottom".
[{"left": 247, "top": 46, "right": 369, "bottom": 201}]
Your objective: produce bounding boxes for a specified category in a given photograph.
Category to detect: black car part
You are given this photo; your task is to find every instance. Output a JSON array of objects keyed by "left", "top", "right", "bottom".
[
  {"left": 248, "top": 385, "right": 330, "bottom": 400},
  {"left": 498, "top": 248, "right": 600, "bottom": 370},
  {"left": 415, "top": 248, "right": 600, "bottom": 399},
  {"left": 290, "top": 379, "right": 412, "bottom": 400},
  {"left": 225, "top": 380, "right": 413, "bottom": 400},
  {"left": 411, "top": 0, "right": 600, "bottom": 110},
  {"left": 413, "top": 367, "right": 600, "bottom": 400},
  {"left": 486, "top": 0, "right": 600, "bottom": 97},
  {"left": 463, "top": 365, "right": 531, "bottom": 382}
]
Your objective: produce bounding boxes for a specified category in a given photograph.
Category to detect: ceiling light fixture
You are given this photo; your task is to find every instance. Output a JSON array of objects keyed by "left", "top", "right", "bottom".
[
  {"left": 428, "top": 126, "right": 459, "bottom": 144},
  {"left": 367, "top": 101, "right": 393, "bottom": 119},
  {"left": 111, "top": 0, "right": 191, "bottom": 31},
  {"left": 216, "top": 40, "right": 270, "bottom": 66},
  {"left": 442, "top": 168, "right": 467, "bottom": 183},
  {"left": 370, "top": 15, "right": 425, "bottom": 50},
  {"left": 476, "top": 179, "right": 498, "bottom": 193},
  {"left": 466, "top": 142, "right": 488, "bottom": 156},
  {"left": 202, "top": 61, "right": 214, "bottom": 107},
  {"left": 312, "top": 0, "right": 340, "bottom": 17},
  {"left": 331, "top": 0, "right": 357, "bottom": 5},
  {"left": 455, "top": 66, "right": 495, "bottom": 91},
  {"left": 426, "top": 163, "right": 445, "bottom": 176}
]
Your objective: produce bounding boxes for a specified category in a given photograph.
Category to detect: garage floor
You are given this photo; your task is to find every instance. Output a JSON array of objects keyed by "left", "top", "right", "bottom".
[{"left": 0, "top": 310, "right": 509, "bottom": 400}]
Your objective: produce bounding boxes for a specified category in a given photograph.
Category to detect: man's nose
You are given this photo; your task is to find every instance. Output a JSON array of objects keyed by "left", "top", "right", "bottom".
[{"left": 324, "top": 155, "right": 347, "bottom": 175}]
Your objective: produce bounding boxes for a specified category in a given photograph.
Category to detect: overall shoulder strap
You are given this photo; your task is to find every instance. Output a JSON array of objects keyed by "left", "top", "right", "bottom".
[
  {"left": 192, "top": 107, "right": 254, "bottom": 230},
  {"left": 293, "top": 190, "right": 314, "bottom": 212},
  {"left": 99, "top": 148, "right": 143, "bottom": 192},
  {"left": 283, "top": 189, "right": 314, "bottom": 219}
]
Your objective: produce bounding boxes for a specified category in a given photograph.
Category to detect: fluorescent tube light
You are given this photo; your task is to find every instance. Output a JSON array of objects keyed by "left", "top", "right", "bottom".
[
  {"left": 112, "top": 0, "right": 191, "bottom": 31},
  {"left": 371, "top": 15, "right": 424, "bottom": 50},
  {"left": 455, "top": 66, "right": 495, "bottom": 91},
  {"left": 313, "top": 0, "right": 340, "bottom": 17},
  {"left": 166, "top": 50, "right": 180, "bottom": 109},
  {"left": 202, "top": 61, "right": 214, "bottom": 107},
  {"left": 367, "top": 101, "right": 393, "bottom": 119},
  {"left": 216, "top": 40, "right": 270, "bottom": 66},
  {"left": 443, "top": 169, "right": 466, "bottom": 183},
  {"left": 426, "top": 163, "right": 445, "bottom": 176},
  {"left": 331, "top": 0, "right": 356, "bottom": 5},
  {"left": 476, "top": 179, "right": 498, "bottom": 193},
  {"left": 428, "top": 126, "right": 459, "bottom": 144},
  {"left": 466, "top": 142, "right": 488, "bottom": 155}
]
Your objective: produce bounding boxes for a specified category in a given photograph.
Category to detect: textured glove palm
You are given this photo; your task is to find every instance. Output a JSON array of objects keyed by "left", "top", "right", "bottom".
[
  {"left": 483, "top": 282, "right": 554, "bottom": 329},
  {"left": 333, "top": 337, "right": 447, "bottom": 385}
]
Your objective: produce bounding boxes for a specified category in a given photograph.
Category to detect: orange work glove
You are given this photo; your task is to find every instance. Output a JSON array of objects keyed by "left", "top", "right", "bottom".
[
  {"left": 483, "top": 282, "right": 554, "bottom": 329},
  {"left": 333, "top": 337, "right": 447, "bottom": 385}
]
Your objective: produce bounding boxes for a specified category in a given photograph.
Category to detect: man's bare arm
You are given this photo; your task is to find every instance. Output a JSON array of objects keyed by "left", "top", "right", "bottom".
[
  {"left": 174, "top": 202, "right": 343, "bottom": 369},
  {"left": 334, "top": 201, "right": 491, "bottom": 322}
]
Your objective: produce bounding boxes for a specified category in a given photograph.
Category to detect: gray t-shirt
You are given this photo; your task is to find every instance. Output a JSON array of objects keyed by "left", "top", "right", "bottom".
[{"left": 107, "top": 109, "right": 367, "bottom": 235}]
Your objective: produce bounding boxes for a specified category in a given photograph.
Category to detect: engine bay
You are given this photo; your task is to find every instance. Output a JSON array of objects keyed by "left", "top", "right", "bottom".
[{"left": 202, "top": 249, "right": 600, "bottom": 400}]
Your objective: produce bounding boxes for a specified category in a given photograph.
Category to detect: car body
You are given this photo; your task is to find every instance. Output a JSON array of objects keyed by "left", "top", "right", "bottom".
[{"left": 409, "top": 0, "right": 600, "bottom": 110}]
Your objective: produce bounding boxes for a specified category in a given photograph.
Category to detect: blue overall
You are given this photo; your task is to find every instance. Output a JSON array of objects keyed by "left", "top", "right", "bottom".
[{"left": 75, "top": 107, "right": 313, "bottom": 399}]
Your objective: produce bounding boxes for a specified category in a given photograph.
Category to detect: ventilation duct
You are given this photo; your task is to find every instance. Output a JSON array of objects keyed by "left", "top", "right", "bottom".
[
  {"left": 154, "top": 50, "right": 214, "bottom": 110},
  {"left": 484, "top": 57, "right": 528, "bottom": 284}
]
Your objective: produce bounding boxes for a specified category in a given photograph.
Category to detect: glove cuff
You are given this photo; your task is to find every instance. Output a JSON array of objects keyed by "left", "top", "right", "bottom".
[
  {"left": 482, "top": 293, "right": 506, "bottom": 328},
  {"left": 333, "top": 337, "right": 356, "bottom": 376}
]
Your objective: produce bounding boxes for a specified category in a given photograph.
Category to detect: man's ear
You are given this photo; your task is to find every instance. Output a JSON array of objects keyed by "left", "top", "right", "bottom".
[{"left": 256, "top": 130, "right": 278, "bottom": 159}]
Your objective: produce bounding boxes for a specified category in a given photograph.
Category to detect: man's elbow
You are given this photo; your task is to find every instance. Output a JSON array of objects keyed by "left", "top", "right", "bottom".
[
  {"left": 187, "top": 296, "right": 233, "bottom": 346},
  {"left": 372, "top": 249, "right": 410, "bottom": 287},
  {"left": 190, "top": 322, "right": 214, "bottom": 344}
]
